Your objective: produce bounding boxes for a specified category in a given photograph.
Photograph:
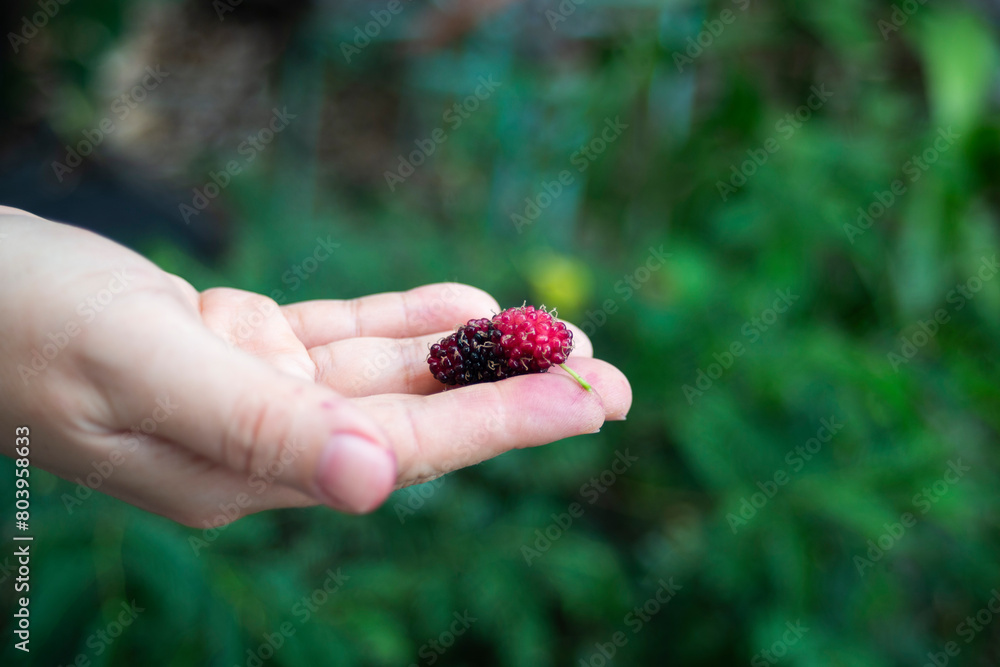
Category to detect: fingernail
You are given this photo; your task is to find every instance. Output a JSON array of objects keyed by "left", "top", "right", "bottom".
[{"left": 316, "top": 435, "right": 397, "bottom": 513}]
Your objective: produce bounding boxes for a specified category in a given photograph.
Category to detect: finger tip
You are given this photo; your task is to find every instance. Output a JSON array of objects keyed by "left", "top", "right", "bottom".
[
  {"left": 561, "top": 320, "right": 595, "bottom": 357},
  {"left": 316, "top": 434, "right": 398, "bottom": 514},
  {"left": 438, "top": 283, "right": 502, "bottom": 317},
  {"left": 542, "top": 371, "right": 608, "bottom": 434},
  {"left": 613, "top": 372, "right": 633, "bottom": 420},
  {"left": 556, "top": 359, "right": 631, "bottom": 421}
]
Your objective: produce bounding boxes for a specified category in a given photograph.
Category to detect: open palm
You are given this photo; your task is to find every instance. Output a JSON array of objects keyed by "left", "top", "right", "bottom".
[{"left": 1, "top": 207, "right": 631, "bottom": 526}]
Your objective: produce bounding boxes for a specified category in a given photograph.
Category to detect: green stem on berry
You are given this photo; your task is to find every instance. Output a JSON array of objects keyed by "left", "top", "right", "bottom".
[{"left": 560, "top": 364, "right": 593, "bottom": 392}]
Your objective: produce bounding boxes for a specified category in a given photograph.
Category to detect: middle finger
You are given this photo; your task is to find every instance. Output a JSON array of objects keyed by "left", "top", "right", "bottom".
[{"left": 309, "top": 321, "right": 596, "bottom": 397}]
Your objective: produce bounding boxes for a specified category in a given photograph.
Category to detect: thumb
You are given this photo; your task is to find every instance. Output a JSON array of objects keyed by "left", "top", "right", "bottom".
[{"left": 95, "top": 304, "right": 397, "bottom": 514}]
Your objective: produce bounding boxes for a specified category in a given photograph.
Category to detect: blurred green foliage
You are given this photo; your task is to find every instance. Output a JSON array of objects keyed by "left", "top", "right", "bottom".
[{"left": 4, "top": 0, "right": 1000, "bottom": 665}]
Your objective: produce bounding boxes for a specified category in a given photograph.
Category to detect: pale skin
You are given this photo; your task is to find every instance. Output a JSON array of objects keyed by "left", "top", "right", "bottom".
[{"left": 0, "top": 206, "right": 631, "bottom": 527}]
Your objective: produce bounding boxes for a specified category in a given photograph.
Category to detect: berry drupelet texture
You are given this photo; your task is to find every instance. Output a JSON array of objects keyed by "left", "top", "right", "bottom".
[
  {"left": 491, "top": 305, "right": 573, "bottom": 376},
  {"left": 427, "top": 318, "right": 502, "bottom": 386},
  {"left": 427, "top": 306, "right": 588, "bottom": 390}
]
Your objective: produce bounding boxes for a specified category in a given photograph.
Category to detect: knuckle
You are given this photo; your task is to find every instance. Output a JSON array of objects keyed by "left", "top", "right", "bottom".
[
  {"left": 223, "top": 390, "right": 296, "bottom": 480},
  {"left": 205, "top": 289, "right": 280, "bottom": 318},
  {"left": 241, "top": 293, "right": 281, "bottom": 315}
]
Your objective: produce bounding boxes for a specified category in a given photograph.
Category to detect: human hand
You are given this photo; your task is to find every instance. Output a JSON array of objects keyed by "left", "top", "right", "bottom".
[{"left": 0, "top": 207, "right": 631, "bottom": 526}]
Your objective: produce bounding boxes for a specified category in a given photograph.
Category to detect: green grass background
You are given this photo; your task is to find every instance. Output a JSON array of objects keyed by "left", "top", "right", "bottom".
[{"left": 4, "top": 0, "right": 1000, "bottom": 665}]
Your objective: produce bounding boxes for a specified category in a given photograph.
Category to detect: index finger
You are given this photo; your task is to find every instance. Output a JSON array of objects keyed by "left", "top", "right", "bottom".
[
  {"left": 356, "top": 357, "right": 632, "bottom": 487},
  {"left": 281, "top": 283, "right": 500, "bottom": 347}
]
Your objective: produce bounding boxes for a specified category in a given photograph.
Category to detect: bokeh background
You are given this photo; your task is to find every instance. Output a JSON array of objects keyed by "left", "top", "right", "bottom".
[{"left": 3, "top": 0, "right": 1000, "bottom": 664}]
